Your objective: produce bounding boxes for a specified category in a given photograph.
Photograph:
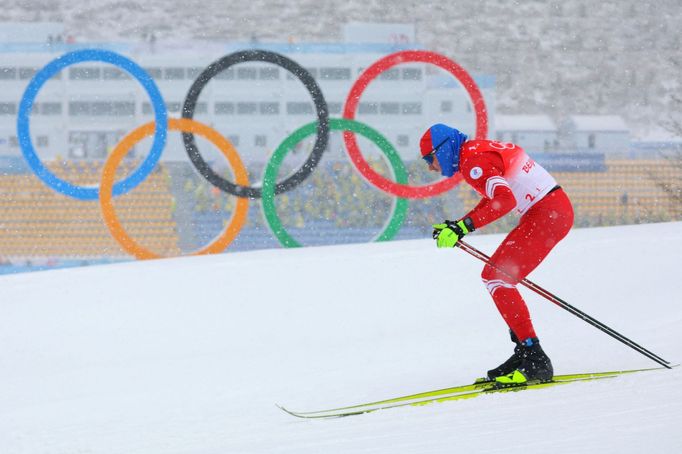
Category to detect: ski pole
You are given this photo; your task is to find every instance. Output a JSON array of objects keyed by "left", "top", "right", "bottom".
[{"left": 455, "top": 240, "right": 671, "bottom": 369}]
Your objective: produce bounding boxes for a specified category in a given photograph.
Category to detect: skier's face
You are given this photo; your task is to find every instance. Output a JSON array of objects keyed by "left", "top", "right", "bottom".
[{"left": 427, "top": 155, "right": 441, "bottom": 173}]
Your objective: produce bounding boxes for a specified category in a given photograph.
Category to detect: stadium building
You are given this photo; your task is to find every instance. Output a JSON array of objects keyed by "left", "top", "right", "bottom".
[{"left": 0, "top": 23, "right": 496, "bottom": 165}]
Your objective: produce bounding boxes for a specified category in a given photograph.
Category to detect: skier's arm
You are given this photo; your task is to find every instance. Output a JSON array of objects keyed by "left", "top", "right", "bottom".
[{"left": 461, "top": 154, "right": 517, "bottom": 230}]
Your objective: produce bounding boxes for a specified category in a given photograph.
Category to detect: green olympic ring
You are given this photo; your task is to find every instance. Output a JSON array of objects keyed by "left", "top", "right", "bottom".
[{"left": 262, "top": 118, "right": 409, "bottom": 248}]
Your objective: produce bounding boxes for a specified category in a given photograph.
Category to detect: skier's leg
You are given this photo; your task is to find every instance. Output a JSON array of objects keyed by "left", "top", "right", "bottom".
[
  {"left": 482, "top": 189, "right": 573, "bottom": 381},
  {"left": 481, "top": 189, "right": 574, "bottom": 341}
]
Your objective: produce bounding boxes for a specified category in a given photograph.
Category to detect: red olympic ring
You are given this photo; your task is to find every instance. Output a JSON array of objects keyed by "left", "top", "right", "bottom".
[{"left": 342, "top": 50, "right": 488, "bottom": 199}]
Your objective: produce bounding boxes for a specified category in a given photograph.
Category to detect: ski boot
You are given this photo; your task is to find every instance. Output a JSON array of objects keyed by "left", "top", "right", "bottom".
[
  {"left": 486, "top": 330, "right": 523, "bottom": 381},
  {"left": 495, "top": 337, "right": 554, "bottom": 386}
]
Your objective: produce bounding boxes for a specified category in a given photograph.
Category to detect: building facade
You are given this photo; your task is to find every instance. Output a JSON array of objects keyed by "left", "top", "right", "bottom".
[
  {"left": 0, "top": 40, "right": 496, "bottom": 167},
  {"left": 562, "top": 115, "right": 630, "bottom": 154},
  {"left": 494, "top": 114, "right": 558, "bottom": 152}
]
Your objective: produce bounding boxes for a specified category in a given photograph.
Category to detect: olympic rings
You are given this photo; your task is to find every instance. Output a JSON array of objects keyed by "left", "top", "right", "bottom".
[
  {"left": 342, "top": 50, "right": 488, "bottom": 199},
  {"left": 17, "top": 49, "right": 168, "bottom": 200},
  {"left": 15, "top": 47, "right": 488, "bottom": 259},
  {"left": 99, "top": 118, "right": 249, "bottom": 260},
  {"left": 182, "top": 49, "right": 329, "bottom": 199},
  {"left": 262, "top": 118, "right": 409, "bottom": 247}
]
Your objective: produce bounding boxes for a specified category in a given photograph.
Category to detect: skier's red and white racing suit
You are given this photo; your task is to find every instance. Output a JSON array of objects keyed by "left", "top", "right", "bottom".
[{"left": 459, "top": 140, "right": 574, "bottom": 341}]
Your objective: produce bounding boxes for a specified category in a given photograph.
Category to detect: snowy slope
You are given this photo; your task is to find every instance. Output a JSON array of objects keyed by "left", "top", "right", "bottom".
[{"left": 1, "top": 222, "right": 681, "bottom": 453}]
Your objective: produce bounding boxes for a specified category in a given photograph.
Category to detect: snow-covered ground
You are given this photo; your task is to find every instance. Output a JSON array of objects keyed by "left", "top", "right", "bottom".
[{"left": 1, "top": 222, "right": 681, "bottom": 453}]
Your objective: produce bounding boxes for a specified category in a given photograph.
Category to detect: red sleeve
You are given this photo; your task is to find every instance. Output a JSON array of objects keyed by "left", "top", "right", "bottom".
[{"left": 459, "top": 152, "right": 517, "bottom": 229}]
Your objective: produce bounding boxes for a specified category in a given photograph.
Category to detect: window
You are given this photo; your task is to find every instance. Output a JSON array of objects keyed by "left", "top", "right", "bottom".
[
  {"left": 69, "top": 67, "right": 100, "bottom": 80},
  {"left": 69, "top": 101, "right": 134, "bottom": 116},
  {"left": 91, "top": 102, "right": 109, "bottom": 116},
  {"left": 36, "top": 135, "right": 49, "bottom": 147},
  {"left": 215, "top": 68, "right": 235, "bottom": 80},
  {"left": 9, "top": 136, "right": 19, "bottom": 147},
  {"left": 380, "top": 102, "right": 400, "bottom": 114},
  {"left": 166, "top": 102, "right": 182, "bottom": 113},
  {"left": 287, "top": 102, "right": 313, "bottom": 115},
  {"left": 358, "top": 102, "right": 378, "bottom": 114},
  {"left": 254, "top": 135, "right": 267, "bottom": 147},
  {"left": 192, "top": 102, "right": 208, "bottom": 114},
  {"left": 91, "top": 102, "right": 112, "bottom": 116},
  {"left": 41, "top": 102, "right": 62, "bottom": 115},
  {"left": 69, "top": 102, "right": 90, "bottom": 116},
  {"left": 237, "top": 67, "right": 257, "bottom": 80},
  {"left": 319, "top": 67, "right": 351, "bottom": 80},
  {"left": 588, "top": 133, "right": 596, "bottom": 149},
  {"left": 402, "top": 68, "right": 422, "bottom": 80},
  {"left": 187, "top": 67, "right": 204, "bottom": 79},
  {"left": 401, "top": 102, "right": 422, "bottom": 115},
  {"left": 259, "top": 102, "right": 279, "bottom": 115},
  {"left": 288, "top": 67, "right": 317, "bottom": 80},
  {"left": 0, "top": 67, "right": 17, "bottom": 79},
  {"left": 378, "top": 68, "right": 400, "bottom": 80},
  {"left": 440, "top": 101, "right": 453, "bottom": 113},
  {"left": 466, "top": 102, "right": 472, "bottom": 113},
  {"left": 328, "top": 102, "right": 342, "bottom": 114},
  {"left": 237, "top": 102, "right": 257, "bottom": 115},
  {"left": 111, "top": 102, "right": 135, "bottom": 116},
  {"left": 215, "top": 102, "right": 235, "bottom": 115},
  {"left": 164, "top": 67, "right": 185, "bottom": 80},
  {"left": 259, "top": 68, "right": 279, "bottom": 80},
  {"left": 142, "top": 67, "right": 162, "bottom": 80},
  {"left": 0, "top": 103, "right": 17, "bottom": 115},
  {"left": 19, "top": 67, "right": 37, "bottom": 79},
  {"left": 397, "top": 135, "right": 409, "bottom": 147},
  {"left": 103, "top": 68, "right": 129, "bottom": 80},
  {"left": 228, "top": 135, "right": 239, "bottom": 146}
]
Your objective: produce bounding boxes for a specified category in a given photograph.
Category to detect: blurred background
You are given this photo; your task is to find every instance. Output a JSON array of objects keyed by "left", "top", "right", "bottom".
[{"left": 0, "top": 0, "right": 680, "bottom": 273}]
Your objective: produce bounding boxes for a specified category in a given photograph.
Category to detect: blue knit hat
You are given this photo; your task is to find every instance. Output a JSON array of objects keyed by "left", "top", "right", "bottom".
[{"left": 419, "top": 124, "right": 468, "bottom": 177}]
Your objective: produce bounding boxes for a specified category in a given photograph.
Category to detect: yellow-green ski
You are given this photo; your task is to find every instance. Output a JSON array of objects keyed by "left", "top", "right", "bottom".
[{"left": 278, "top": 365, "right": 676, "bottom": 419}]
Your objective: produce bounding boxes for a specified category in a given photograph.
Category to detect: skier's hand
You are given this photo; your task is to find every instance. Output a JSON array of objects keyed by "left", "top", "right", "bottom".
[{"left": 432, "top": 218, "right": 474, "bottom": 248}]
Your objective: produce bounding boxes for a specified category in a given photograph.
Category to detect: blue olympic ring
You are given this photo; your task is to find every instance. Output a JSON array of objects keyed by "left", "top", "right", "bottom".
[{"left": 16, "top": 49, "right": 168, "bottom": 200}]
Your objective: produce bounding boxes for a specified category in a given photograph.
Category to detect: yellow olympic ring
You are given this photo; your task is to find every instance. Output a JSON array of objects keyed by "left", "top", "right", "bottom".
[{"left": 99, "top": 118, "right": 249, "bottom": 260}]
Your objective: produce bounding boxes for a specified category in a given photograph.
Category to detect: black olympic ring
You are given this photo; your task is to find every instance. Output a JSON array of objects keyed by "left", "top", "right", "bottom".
[{"left": 181, "top": 50, "right": 330, "bottom": 199}]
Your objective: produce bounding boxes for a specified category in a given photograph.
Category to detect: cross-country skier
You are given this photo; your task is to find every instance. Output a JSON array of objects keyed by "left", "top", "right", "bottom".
[{"left": 420, "top": 123, "right": 574, "bottom": 385}]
